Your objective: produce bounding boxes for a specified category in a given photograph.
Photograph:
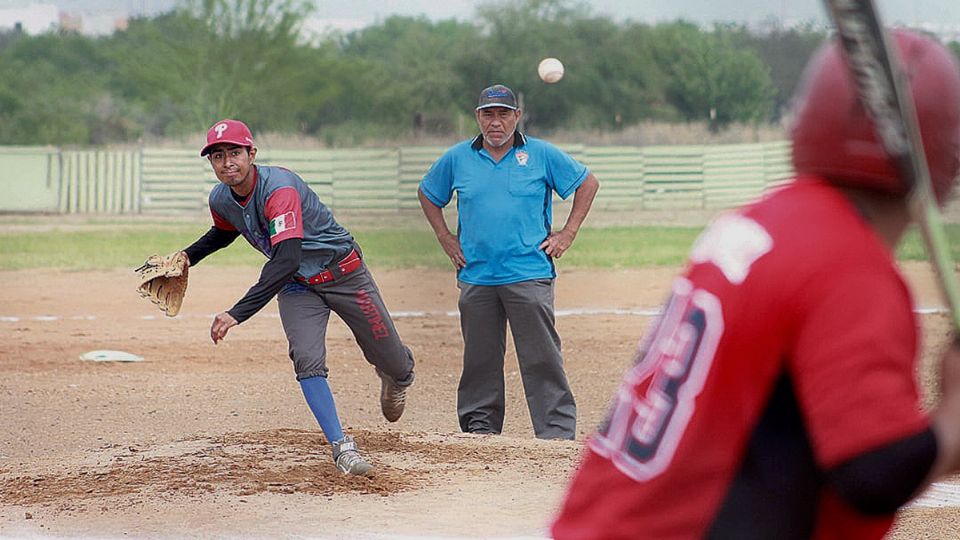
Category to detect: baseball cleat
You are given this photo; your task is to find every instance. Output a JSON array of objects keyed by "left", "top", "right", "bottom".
[
  {"left": 376, "top": 368, "right": 411, "bottom": 422},
  {"left": 331, "top": 435, "right": 373, "bottom": 476}
]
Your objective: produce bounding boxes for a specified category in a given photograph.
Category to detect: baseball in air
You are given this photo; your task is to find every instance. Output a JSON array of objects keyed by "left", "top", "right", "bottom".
[{"left": 538, "top": 57, "right": 565, "bottom": 83}]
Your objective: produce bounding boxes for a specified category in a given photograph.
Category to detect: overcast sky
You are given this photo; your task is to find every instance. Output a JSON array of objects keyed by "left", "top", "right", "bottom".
[
  {"left": 2, "top": 1, "right": 959, "bottom": 29},
  {"left": 312, "top": 0, "right": 960, "bottom": 28}
]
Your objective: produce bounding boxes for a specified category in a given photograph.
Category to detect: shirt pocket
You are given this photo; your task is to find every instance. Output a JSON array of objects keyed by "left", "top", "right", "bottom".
[{"left": 508, "top": 168, "right": 547, "bottom": 197}]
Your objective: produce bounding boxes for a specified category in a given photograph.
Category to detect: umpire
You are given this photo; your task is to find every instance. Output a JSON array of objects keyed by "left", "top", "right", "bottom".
[{"left": 418, "top": 84, "right": 600, "bottom": 440}]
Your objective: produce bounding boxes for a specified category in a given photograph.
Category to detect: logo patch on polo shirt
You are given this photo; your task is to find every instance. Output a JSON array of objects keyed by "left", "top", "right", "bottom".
[
  {"left": 269, "top": 211, "right": 296, "bottom": 238},
  {"left": 516, "top": 150, "right": 528, "bottom": 166}
]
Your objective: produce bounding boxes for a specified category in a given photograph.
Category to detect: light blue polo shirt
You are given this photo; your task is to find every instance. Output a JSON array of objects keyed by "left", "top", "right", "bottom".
[{"left": 419, "top": 133, "right": 589, "bottom": 285}]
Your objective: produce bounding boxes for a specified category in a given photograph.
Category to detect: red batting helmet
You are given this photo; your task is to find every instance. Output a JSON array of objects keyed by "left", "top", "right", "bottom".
[{"left": 789, "top": 30, "right": 960, "bottom": 203}]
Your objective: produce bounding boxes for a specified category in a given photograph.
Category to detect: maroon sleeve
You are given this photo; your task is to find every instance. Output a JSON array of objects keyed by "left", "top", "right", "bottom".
[
  {"left": 264, "top": 187, "right": 303, "bottom": 245},
  {"left": 211, "top": 207, "right": 236, "bottom": 231}
]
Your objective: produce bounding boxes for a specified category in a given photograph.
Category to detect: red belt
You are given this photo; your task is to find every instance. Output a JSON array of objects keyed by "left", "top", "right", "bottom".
[{"left": 295, "top": 249, "right": 362, "bottom": 285}]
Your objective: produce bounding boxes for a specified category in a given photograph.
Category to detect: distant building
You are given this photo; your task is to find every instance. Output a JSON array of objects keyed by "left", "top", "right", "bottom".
[
  {"left": 58, "top": 10, "right": 81, "bottom": 33},
  {"left": 0, "top": 3, "right": 128, "bottom": 36},
  {"left": 0, "top": 4, "right": 58, "bottom": 34},
  {"left": 77, "top": 11, "right": 130, "bottom": 35}
]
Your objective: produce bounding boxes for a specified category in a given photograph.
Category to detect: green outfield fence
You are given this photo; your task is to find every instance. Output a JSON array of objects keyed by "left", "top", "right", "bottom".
[{"left": 2, "top": 141, "right": 794, "bottom": 214}]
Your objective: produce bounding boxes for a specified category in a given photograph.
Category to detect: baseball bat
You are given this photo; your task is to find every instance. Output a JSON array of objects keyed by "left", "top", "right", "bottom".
[{"left": 822, "top": 0, "right": 960, "bottom": 334}]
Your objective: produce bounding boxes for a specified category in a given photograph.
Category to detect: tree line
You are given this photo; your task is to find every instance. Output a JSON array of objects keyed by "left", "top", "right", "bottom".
[{"left": 1, "top": 0, "right": 957, "bottom": 146}]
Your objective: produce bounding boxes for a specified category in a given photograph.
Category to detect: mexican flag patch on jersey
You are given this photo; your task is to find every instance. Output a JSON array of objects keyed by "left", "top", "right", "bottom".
[{"left": 269, "top": 211, "right": 296, "bottom": 238}]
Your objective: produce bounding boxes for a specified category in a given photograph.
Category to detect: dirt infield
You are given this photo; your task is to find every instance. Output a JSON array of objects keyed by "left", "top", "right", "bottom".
[{"left": 1, "top": 264, "right": 958, "bottom": 539}]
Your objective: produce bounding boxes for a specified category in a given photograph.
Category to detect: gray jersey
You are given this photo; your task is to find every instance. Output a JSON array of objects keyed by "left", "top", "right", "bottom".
[{"left": 208, "top": 165, "right": 353, "bottom": 279}]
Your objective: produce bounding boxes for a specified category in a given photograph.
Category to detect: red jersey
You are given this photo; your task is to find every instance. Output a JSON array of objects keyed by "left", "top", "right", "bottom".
[{"left": 552, "top": 177, "right": 929, "bottom": 539}]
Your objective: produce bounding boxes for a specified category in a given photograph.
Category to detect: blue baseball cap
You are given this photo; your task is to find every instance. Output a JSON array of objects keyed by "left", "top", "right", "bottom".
[{"left": 476, "top": 84, "right": 518, "bottom": 111}]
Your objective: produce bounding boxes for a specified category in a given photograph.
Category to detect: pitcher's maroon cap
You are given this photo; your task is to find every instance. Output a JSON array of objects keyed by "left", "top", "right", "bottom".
[{"left": 200, "top": 119, "right": 255, "bottom": 156}]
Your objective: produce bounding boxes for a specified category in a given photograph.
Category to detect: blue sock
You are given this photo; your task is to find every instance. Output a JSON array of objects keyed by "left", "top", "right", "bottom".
[{"left": 298, "top": 376, "right": 344, "bottom": 443}]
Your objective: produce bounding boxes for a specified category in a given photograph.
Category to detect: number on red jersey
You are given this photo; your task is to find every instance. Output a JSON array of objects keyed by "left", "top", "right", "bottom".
[{"left": 591, "top": 277, "right": 724, "bottom": 481}]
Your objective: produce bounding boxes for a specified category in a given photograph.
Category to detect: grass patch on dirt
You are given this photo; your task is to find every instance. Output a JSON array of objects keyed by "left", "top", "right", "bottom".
[{"left": 0, "top": 217, "right": 955, "bottom": 271}]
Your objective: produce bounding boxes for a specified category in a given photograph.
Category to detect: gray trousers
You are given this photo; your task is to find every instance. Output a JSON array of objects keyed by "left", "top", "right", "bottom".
[
  {"left": 277, "top": 264, "right": 414, "bottom": 385},
  {"left": 457, "top": 278, "right": 576, "bottom": 440}
]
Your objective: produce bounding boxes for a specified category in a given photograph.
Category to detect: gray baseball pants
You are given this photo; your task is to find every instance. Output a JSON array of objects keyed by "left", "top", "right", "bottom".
[
  {"left": 277, "top": 263, "right": 415, "bottom": 385},
  {"left": 457, "top": 278, "right": 576, "bottom": 440}
]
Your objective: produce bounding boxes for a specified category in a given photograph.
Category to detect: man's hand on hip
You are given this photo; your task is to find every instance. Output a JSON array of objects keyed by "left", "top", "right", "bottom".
[
  {"left": 540, "top": 229, "right": 576, "bottom": 258},
  {"left": 439, "top": 232, "right": 466, "bottom": 269}
]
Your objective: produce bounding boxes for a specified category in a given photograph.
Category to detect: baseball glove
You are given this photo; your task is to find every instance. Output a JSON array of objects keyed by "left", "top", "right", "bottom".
[{"left": 135, "top": 251, "right": 189, "bottom": 317}]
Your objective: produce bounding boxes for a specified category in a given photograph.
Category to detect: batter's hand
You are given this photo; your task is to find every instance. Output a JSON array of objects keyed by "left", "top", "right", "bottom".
[
  {"left": 439, "top": 232, "right": 466, "bottom": 269},
  {"left": 210, "top": 311, "right": 238, "bottom": 344},
  {"left": 540, "top": 229, "right": 576, "bottom": 258},
  {"left": 929, "top": 338, "right": 960, "bottom": 478},
  {"left": 939, "top": 338, "right": 960, "bottom": 406}
]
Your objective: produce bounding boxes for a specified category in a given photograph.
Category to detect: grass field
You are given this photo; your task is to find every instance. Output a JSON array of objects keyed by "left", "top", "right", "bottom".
[{"left": 0, "top": 217, "right": 956, "bottom": 271}]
